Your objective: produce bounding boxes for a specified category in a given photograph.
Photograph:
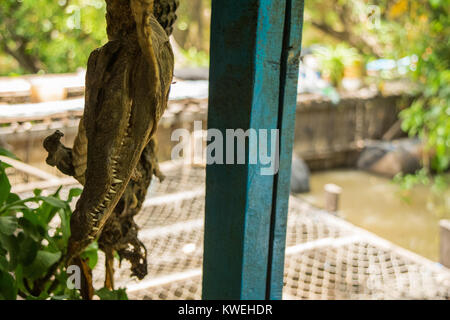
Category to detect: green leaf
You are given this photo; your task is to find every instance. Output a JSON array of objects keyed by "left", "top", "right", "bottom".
[
  {"left": 0, "top": 197, "right": 39, "bottom": 215},
  {"left": 0, "top": 216, "right": 18, "bottom": 235},
  {"left": 17, "top": 234, "right": 39, "bottom": 266},
  {"left": 3, "top": 205, "right": 30, "bottom": 213},
  {"left": 58, "top": 208, "right": 71, "bottom": 245},
  {"left": 37, "top": 196, "right": 67, "bottom": 209},
  {"left": 0, "top": 233, "right": 19, "bottom": 270},
  {"left": 0, "top": 161, "right": 12, "bottom": 170},
  {"left": 14, "top": 264, "right": 30, "bottom": 296},
  {"left": 0, "top": 148, "right": 19, "bottom": 160},
  {"left": 23, "top": 250, "right": 61, "bottom": 281},
  {"left": 52, "top": 186, "right": 63, "bottom": 198},
  {"left": 0, "top": 170, "right": 11, "bottom": 207},
  {"left": 80, "top": 242, "right": 98, "bottom": 270},
  {"left": 22, "top": 209, "right": 46, "bottom": 229},
  {"left": 6, "top": 193, "right": 21, "bottom": 205},
  {"left": 19, "top": 216, "right": 44, "bottom": 241},
  {"left": 37, "top": 200, "right": 62, "bottom": 226},
  {"left": 95, "top": 287, "right": 128, "bottom": 300},
  {"left": 0, "top": 255, "right": 8, "bottom": 272},
  {"left": 0, "top": 270, "right": 17, "bottom": 300},
  {"left": 67, "top": 188, "right": 82, "bottom": 202}
]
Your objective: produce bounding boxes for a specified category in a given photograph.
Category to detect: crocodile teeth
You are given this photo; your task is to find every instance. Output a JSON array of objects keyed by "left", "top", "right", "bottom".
[
  {"left": 109, "top": 189, "right": 116, "bottom": 194},
  {"left": 113, "top": 178, "right": 123, "bottom": 184},
  {"left": 89, "top": 212, "right": 96, "bottom": 217},
  {"left": 92, "top": 227, "right": 99, "bottom": 232}
]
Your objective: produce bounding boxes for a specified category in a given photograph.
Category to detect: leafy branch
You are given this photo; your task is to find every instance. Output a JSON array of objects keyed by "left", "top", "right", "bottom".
[{"left": 0, "top": 148, "right": 127, "bottom": 300}]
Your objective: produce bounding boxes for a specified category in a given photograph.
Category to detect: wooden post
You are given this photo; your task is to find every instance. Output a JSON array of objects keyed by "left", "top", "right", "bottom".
[
  {"left": 440, "top": 220, "right": 450, "bottom": 269},
  {"left": 324, "top": 183, "right": 342, "bottom": 214},
  {"left": 203, "top": 0, "right": 304, "bottom": 300}
]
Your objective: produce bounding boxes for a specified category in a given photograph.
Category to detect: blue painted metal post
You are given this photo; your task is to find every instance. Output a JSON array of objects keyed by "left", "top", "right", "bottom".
[{"left": 203, "top": 0, "right": 304, "bottom": 300}]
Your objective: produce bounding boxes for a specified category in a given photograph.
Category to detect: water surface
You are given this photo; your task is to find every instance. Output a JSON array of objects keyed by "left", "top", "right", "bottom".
[{"left": 298, "top": 170, "right": 450, "bottom": 261}]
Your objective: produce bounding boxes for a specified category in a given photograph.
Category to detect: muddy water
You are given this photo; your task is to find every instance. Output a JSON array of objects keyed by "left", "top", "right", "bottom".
[{"left": 298, "top": 170, "right": 450, "bottom": 261}]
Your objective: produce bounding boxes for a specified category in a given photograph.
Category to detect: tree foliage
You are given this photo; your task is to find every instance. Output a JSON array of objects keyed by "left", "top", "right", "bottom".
[
  {"left": 0, "top": 0, "right": 107, "bottom": 75},
  {"left": 397, "top": 1, "right": 450, "bottom": 181},
  {"left": 0, "top": 0, "right": 448, "bottom": 182},
  {"left": 306, "top": 0, "right": 449, "bottom": 185}
]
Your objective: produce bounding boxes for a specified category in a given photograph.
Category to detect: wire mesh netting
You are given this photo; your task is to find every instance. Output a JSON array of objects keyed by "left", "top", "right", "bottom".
[
  {"left": 283, "top": 240, "right": 450, "bottom": 300},
  {"left": 16, "top": 161, "right": 450, "bottom": 300},
  {"left": 96, "top": 162, "right": 450, "bottom": 300}
]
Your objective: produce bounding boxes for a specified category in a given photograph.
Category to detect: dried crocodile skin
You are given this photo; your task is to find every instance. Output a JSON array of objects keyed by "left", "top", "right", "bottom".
[{"left": 43, "top": 0, "right": 177, "bottom": 293}]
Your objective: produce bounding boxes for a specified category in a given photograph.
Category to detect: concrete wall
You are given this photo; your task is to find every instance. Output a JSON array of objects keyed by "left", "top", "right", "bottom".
[{"left": 1, "top": 90, "right": 415, "bottom": 172}]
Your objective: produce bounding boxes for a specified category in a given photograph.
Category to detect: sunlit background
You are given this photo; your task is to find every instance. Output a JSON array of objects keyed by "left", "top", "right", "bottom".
[{"left": 0, "top": 0, "right": 448, "bottom": 263}]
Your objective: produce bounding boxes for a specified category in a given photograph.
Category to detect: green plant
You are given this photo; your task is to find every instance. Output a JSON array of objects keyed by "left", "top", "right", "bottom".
[
  {"left": 313, "top": 44, "right": 361, "bottom": 87},
  {"left": 399, "top": 0, "right": 449, "bottom": 190},
  {"left": 180, "top": 47, "right": 209, "bottom": 67},
  {"left": 0, "top": 0, "right": 107, "bottom": 75},
  {"left": 0, "top": 148, "right": 127, "bottom": 300}
]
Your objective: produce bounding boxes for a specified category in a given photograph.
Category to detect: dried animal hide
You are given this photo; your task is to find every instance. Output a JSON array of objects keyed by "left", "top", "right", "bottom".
[{"left": 43, "top": 0, "right": 179, "bottom": 292}]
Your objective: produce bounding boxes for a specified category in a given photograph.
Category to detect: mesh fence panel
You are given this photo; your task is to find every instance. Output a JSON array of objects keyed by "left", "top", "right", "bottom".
[{"left": 16, "top": 161, "right": 450, "bottom": 299}]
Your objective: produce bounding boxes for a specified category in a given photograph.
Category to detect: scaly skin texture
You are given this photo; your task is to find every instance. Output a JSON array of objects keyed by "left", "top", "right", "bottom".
[{"left": 43, "top": 0, "right": 178, "bottom": 292}]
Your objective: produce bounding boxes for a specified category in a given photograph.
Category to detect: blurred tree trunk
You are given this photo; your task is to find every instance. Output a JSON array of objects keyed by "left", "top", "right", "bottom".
[
  {"left": 306, "top": 0, "right": 384, "bottom": 58},
  {"left": 0, "top": 30, "right": 43, "bottom": 73},
  {"left": 193, "top": 0, "right": 205, "bottom": 51},
  {"left": 172, "top": 0, "right": 209, "bottom": 52},
  {"left": 1, "top": 39, "right": 42, "bottom": 73}
]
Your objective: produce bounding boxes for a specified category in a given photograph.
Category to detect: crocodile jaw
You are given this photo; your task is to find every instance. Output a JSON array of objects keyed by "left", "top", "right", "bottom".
[{"left": 69, "top": 83, "right": 157, "bottom": 251}]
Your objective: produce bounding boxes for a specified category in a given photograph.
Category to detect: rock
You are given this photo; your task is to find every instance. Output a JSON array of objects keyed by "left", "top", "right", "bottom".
[
  {"left": 290, "top": 155, "right": 310, "bottom": 193},
  {"left": 357, "top": 139, "right": 423, "bottom": 177}
]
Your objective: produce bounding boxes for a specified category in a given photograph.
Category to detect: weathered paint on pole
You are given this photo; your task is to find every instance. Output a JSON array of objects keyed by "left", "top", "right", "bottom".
[
  {"left": 203, "top": 0, "right": 304, "bottom": 300},
  {"left": 266, "top": 0, "right": 305, "bottom": 300}
]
